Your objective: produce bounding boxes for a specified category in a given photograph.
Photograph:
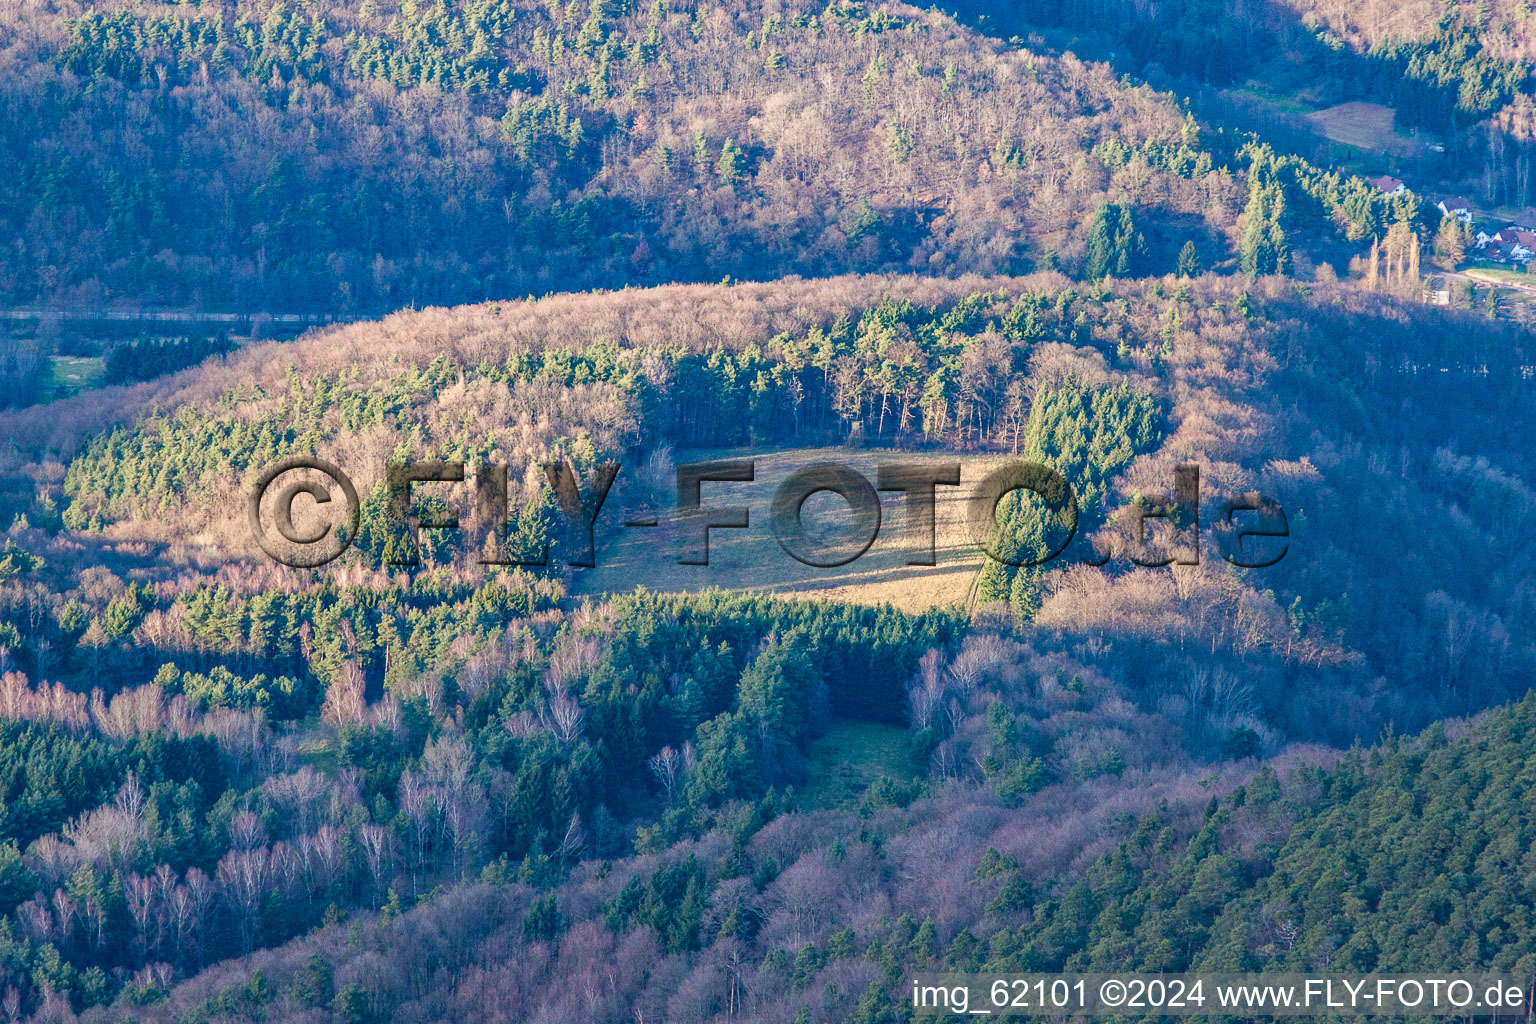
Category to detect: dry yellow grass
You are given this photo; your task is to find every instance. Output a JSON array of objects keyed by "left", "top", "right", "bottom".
[
  {"left": 571, "top": 446, "right": 1019, "bottom": 612},
  {"left": 1306, "top": 101, "right": 1422, "bottom": 156}
]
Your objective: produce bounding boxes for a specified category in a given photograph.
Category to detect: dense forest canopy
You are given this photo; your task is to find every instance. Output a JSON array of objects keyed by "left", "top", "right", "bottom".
[
  {"left": 956, "top": 0, "right": 1536, "bottom": 211},
  {"left": 0, "top": 267, "right": 1532, "bottom": 1017},
  {"left": 0, "top": 0, "right": 1204, "bottom": 310},
  {"left": 0, "top": 0, "right": 1437, "bottom": 319}
]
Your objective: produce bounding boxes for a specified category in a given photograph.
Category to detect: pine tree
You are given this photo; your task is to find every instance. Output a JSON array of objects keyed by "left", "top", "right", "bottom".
[
  {"left": 1008, "top": 564, "right": 1042, "bottom": 622},
  {"left": 1239, "top": 180, "right": 1288, "bottom": 277},
  {"left": 1084, "top": 202, "right": 1145, "bottom": 280},
  {"left": 715, "top": 138, "right": 745, "bottom": 185},
  {"left": 1112, "top": 205, "right": 1140, "bottom": 275},
  {"left": 1084, "top": 207, "right": 1116, "bottom": 280},
  {"left": 1176, "top": 240, "right": 1200, "bottom": 277}
]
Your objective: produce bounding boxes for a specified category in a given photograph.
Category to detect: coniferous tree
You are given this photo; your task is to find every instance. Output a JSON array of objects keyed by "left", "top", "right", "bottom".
[
  {"left": 1083, "top": 202, "right": 1146, "bottom": 280},
  {"left": 1176, "top": 240, "right": 1200, "bottom": 277},
  {"left": 1239, "top": 176, "right": 1289, "bottom": 278}
]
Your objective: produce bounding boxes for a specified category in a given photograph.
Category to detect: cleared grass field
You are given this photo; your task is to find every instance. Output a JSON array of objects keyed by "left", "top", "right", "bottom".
[
  {"left": 1306, "top": 101, "right": 1424, "bottom": 157},
  {"left": 1465, "top": 265, "right": 1536, "bottom": 289},
  {"left": 39, "top": 355, "right": 105, "bottom": 401},
  {"left": 571, "top": 446, "right": 1016, "bottom": 612},
  {"left": 796, "top": 720, "right": 918, "bottom": 810}
]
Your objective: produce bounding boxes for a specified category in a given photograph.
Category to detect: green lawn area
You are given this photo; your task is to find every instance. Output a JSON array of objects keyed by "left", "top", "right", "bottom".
[
  {"left": 797, "top": 719, "right": 918, "bottom": 810},
  {"left": 1464, "top": 263, "right": 1536, "bottom": 287},
  {"left": 295, "top": 729, "right": 340, "bottom": 775},
  {"left": 39, "top": 355, "right": 105, "bottom": 401},
  {"left": 1226, "top": 83, "right": 1317, "bottom": 117}
]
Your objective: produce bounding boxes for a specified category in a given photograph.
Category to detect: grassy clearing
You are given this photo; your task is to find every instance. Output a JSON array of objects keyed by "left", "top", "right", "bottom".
[
  {"left": 295, "top": 732, "right": 339, "bottom": 774},
  {"left": 1305, "top": 101, "right": 1424, "bottom": 157},
  {"left": 39, "top": 355, "right": 105, "bottom": 400},
  {"left": 796, "top": 720, "right": 917, "bottom": 810},
  {"left": 1464, "top": 265, "right": 1536, "bottom": 288},
  {"left": 571, "top": 446, "right": 1015, "bottom": 612},
  {"left": 1227, "top": 83, "right": 1316, "bottom": 117}
]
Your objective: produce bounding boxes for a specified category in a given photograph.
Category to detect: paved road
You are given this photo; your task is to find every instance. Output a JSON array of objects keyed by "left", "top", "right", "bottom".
[
  {"left": 0, "top": 308, "right": 362, "bottom": 325},
  {"left": 1443, "top": 269, "right": 1536, "bottom": 294}
]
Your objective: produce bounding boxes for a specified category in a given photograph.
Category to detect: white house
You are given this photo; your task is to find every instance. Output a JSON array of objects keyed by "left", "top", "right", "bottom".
[
  {"left": 1483, "top": 240, "right": 1531, "bottom": 264},
  {"left": 1436, "top": 196, "right": 1474, "bottom": 225}
]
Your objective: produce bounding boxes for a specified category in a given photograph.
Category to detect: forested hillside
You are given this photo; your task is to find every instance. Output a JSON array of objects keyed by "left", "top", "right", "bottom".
[
  {"left": 0, "top": 0, "right": 1214, "bottom": 311},
  {"left": 95, "top": 692, "right": 1536, "bottom": 1023},
  {"left": 27, "top": 272, "right": 1536, "bottom": 731},
  {"left": 0, "top": 0, "right": 1530, "bottom": 1021},
  {"left": 962, "top": 0, "right": 1536, "bottom": 209},
  {"left": 0, "top": 270, "right": 1532, "bottom": 1016},
  {"left": 0, "top": 0, "right": 1432, "bottom": 318}
]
